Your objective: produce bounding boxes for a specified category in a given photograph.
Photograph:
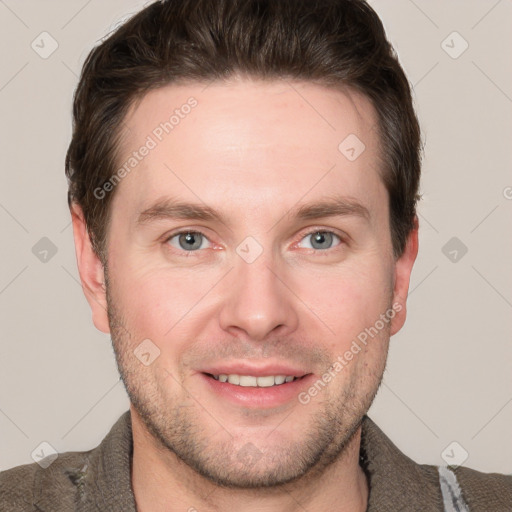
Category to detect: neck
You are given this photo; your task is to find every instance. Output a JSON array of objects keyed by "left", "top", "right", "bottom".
[{"left": 130, "top": 408, "right": 369, "bottom": 512}]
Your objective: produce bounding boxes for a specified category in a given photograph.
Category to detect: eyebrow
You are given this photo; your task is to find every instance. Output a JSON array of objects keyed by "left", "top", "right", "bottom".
[{"left": 135, "top": 194, "right": 370, "bottom": 227}]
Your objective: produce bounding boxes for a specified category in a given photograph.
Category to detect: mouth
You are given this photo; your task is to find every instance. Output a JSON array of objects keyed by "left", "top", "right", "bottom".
[
  {"left": 199, "top": 370, "right": 314, "bottom": 408},
  {"left": 204, "top": 372, "right": 307, "bottom": 387}
]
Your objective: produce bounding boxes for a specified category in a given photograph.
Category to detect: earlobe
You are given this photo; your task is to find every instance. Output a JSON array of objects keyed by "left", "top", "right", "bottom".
[
  {"left": 70, "top": 203, "right": 111, "bottom": 334},
  {"left": 390, "top": 216, "right": 419, "bottom": 336}
]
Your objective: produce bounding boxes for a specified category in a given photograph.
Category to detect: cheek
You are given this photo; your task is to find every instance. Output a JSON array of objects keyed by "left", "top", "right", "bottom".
[
  {"left": 296, "top": 260, "right": 393, "bottom": 347},
  {"left": 112, "top": 264, "right": 198, "bottom": 344}
]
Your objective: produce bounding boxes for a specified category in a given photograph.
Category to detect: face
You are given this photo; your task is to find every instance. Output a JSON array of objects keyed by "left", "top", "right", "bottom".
[{"left": 74, "top": 77, "right": 417, "bottom": 489}]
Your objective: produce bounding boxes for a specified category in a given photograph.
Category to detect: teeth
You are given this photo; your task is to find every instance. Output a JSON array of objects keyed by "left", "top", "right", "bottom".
[
  {"left": 257, "top": 376, "right": 275, "bottom": 387},
  {"left": 274, "top": 375, "right": 286, "bottom": 385},
  {"left": 211, "top": 374, "right": 299, "bottom": 387},
  {"left": 239, "top": 375, "right": 257, "bottom": 386},
  {"left": 227, "top": 374, "right": 240, "bottom": 385}
]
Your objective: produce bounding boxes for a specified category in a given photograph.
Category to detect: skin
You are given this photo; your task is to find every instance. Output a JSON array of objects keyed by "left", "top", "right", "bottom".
[{"left": 71, "top": 76, "right": 418, "bottom": 512}]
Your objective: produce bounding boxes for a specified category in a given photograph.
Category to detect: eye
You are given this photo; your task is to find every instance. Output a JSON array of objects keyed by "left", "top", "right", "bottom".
[
  {"left": 297, "top": 230, "right": 342, "bottom": 251},
  {"left": 163, "top": 229, "right": 344, "bottom": 255},
  {"left": 165, "top": 230, "right": 211, "bottom": 252}
]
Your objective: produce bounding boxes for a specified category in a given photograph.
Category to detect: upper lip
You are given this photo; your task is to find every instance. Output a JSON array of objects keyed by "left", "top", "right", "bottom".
[{"left": 200, "top": 362, "right": 310, "bottom": 377}]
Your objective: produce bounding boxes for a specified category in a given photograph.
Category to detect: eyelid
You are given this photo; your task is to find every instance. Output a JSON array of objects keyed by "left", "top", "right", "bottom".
[
  {"left": 293, "top": 226, "right": 347, "bottom": 251},
  {"left": 163, "top": 229, "right": 214, "bottom": 253},
  {"left": 297, "top": 228, "right": 345, "bottom": 248}
]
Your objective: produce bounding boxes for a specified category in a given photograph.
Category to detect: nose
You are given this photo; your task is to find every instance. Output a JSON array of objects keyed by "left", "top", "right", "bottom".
[{"left": 218, "top": 252, "right": 299, "bottom": 342}]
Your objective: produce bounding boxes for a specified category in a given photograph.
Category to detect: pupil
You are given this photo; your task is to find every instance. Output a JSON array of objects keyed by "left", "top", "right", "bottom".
[
  {"left": 312, "top": 231, "right": 332, "bottom": 250},
  {"left": 180, "top": 232, "right": 201, "bottom": 250}
]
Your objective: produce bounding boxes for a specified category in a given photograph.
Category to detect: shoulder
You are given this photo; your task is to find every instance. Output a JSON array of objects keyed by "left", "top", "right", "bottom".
[
  {"left": 361, "top": 416, "right": 512, "bottom": 511},
  {"left": 453, "top": 464, "right": 512, "bottom": 511},
  {"left": 0, "top": 451, "right": 91, "bottom": 511},
  {"left": 0, "top": 461, "right": 39, "bottom": 510},
  {"left": 0, "top": 411, "right": 133, "bottom": 512}
]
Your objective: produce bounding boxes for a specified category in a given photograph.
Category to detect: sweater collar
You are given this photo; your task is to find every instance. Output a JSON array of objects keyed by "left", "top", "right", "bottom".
[
  {"left": 360, "top": 415, "right": 443, "bottom": 511},
  {"left": 46, "top": 410, "right": 442, "bottom": 511}
]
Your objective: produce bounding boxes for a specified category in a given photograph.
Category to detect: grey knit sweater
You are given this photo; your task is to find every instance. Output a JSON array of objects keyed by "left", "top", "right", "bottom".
[{"left": 1, "top": 411, "right": 511, "bottom": 511}]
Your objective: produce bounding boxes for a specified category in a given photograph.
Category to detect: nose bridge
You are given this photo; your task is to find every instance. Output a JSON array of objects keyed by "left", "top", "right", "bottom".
[{"left": 218, "top": 244, "right": 298, "bottom": 340}]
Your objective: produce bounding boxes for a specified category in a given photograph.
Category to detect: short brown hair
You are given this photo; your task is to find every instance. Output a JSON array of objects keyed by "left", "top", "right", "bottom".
[{"left": 65, "top": 0, "right": 422, "bottom": 264}]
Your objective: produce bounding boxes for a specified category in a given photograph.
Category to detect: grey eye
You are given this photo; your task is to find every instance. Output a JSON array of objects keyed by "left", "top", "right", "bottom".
[
  {"left": 299, "top": 231, "right": 341, "bottom": 250},
  {"left": 168, "top": 231, "right": 209, "bottom": 251}
]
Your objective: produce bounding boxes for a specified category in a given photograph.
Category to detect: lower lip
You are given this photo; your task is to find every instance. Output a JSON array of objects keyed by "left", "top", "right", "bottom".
[{"left": 199, "top": 373, "right": 314, "bottom": 408}]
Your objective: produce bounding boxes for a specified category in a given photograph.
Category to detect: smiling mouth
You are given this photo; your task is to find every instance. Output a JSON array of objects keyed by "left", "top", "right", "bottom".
[{"left": 203, "top": 373, "right": 309, "bottom": 388}]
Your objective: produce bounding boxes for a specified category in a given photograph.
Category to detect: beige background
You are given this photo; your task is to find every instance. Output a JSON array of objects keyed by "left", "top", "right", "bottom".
[{"left": 1, "top": 0, "right": 511, "bottom": 474}]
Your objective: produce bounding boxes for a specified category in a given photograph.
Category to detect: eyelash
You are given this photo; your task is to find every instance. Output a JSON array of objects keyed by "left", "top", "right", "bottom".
[{"left": 162, "top": 228, "right": 347, "bottom": 257}]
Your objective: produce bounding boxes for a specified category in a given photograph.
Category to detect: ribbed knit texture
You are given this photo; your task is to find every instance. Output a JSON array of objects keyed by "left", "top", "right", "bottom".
[{"left": 1, "top": 411, "right": 511, "bottom": 511}]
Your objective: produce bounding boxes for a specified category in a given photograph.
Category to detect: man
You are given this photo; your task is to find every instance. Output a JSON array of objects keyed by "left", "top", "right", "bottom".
[{"left": 1, "top": 0, "right": 510, "bottom": 510}]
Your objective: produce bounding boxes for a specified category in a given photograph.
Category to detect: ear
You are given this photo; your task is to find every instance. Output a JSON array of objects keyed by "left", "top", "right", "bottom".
[
  {"left": 70, "top": 203, "right": 110, "bottom": 334},
  {"left": 390, "top": 216, "right": 419, "bottom": 336}
]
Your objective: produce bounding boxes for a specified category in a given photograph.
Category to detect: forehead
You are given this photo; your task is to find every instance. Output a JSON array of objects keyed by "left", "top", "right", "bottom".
[{"left": 112, "top": 78, "right": 384, "bottom": 221}]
